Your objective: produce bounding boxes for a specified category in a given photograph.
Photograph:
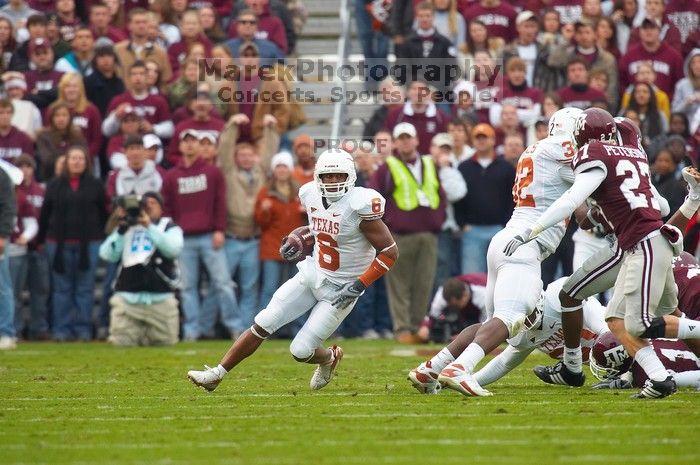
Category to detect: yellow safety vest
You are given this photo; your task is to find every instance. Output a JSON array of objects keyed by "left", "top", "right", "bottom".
[{"left": 385, "top": 155, "right": 440, "bottom": 211}]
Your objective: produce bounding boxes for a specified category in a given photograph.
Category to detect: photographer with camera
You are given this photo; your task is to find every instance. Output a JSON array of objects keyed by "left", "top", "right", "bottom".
[
  {"left": 99, "top": 192, "right": 184, "bottom": 347},
  {"left": 417, "top": 273, "right": 487, "bottom": 344}
]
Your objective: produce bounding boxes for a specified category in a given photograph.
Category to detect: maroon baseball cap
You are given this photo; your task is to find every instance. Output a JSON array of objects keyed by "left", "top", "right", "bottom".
[{"left": 29, "top": 38, "right": 51, "bottom": 55}]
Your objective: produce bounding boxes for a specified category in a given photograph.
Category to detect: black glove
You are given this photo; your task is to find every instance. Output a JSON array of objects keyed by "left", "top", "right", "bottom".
[
  {"left": 117, "top": 222, "right": 129, "bottom": 235},
  {"left": 330, "top": 280, "right": 366, "bottom": 310}
]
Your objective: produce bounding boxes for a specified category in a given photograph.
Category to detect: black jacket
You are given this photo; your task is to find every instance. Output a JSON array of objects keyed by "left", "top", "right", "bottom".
[
  {"left": 454, "top": 156, "right": 516, "bottom": 227},
  {"left": 84, "top": 70, "right": 126, "bottom": 117},
  {"left": 0, "top": 168, "right": 16, "bottom": 239},
  {"left": 395, "top": 31, "right": 458, "bottom": 93},
  {"left": 39, "top": 173, "right": 107, "bottom": 271}
]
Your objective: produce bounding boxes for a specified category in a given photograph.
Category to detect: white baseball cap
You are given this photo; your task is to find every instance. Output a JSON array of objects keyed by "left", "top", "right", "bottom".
[
  {"left": 271, "top": 151, "right": 294, "bottom": 171},
  {"left": 393, "top": 122, "right": 417, "bottom": 138}
]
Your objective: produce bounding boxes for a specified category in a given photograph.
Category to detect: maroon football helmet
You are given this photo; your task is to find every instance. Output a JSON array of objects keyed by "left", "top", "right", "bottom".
[
  {"left": 590, "top": 332, "right": 633, "bottom": 381},
  {"left": 614, "top": 116, "right": 643, "bottom": 149},
  {"left": 672, "top": 251, "right": 699, "bottom": 271},
  {"left": 573, "top": 108, "right": 617, "bottom": 149}
]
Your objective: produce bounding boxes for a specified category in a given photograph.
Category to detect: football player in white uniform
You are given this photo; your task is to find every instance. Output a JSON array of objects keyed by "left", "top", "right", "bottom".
[
  {"left": 434, "top": 108, "right": 583, "bottom": 396},
  {"left": 187, "top": 149, "right": 398, "bottom": 391},
  {"left": 409, "top": 278, "right": 608, "bottom": 394}
]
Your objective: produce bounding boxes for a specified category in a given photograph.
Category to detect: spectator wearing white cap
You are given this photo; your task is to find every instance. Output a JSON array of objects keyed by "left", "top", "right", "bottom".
[
  {"left": 197, "top": 131, "right": 219, "bottom": 165},
  {"left": 167, "top": 91, "right": 224, "bottom": 166},
  {"left": 2, "top": 72, "right": 41, "bottom": 138},
  {"left": 254, "top": 151, "right": 304, "bottom": 309},
  {"left": 429, "top": 132, "right": 467, "bottom": 291},
  {"left": 368, "top": 121, "right": 447, "bottom": 344},
  {"left": 142, "top": 133, "right": 163, "bottom": 165}
]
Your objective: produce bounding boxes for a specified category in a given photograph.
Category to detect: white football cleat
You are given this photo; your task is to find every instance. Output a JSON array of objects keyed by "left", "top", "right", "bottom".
[
  {"left": 438, "top": 363, "right": 492, "bottom": 397},
  {"left": 0, "top": 336, "right": 16, "bottom": 350},
  {"left": 187, "top": 365, "right": 224, "bottom": 392},
  {"left": 408, "top": 361, "right": 441, "bottom": 394},
  {"left": 310, "top": 345, "right": 343, "bottom": 390}
]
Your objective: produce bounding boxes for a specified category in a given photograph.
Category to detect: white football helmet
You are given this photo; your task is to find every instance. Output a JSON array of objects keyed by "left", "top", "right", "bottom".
[
  {"left": 314, "top": 149, "right": 357, "bottom": 201},
  {"left": 548, "top": 107, "right": 583, "bottom": 140}
]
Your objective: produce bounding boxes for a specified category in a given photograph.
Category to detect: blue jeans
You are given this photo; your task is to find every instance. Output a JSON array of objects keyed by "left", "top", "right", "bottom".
[
  {"left": 355, "top": 0, "right": 389, "bottom": 91},
  {"left": 9, "top": 254, "right": 27, "bottom": 335},
  {"left": 180, "top": 234, "right": 238, "bottom": 340},
  {"left": 435, "top": 230, "right": 462, "bottom": 292},
  {"left": 224, "top": 238, "right": 260, "bottom": 330},
  {"left": 461, "top": 225, "right": 502, "bottom": 274},
  {"left": 98, "top": 260, "right": 119, "bottom": 330},
  {"left": 46, "top": 242, "right": 100, "bottom": 340},
  {"left": 27, "top": 250, "right": 50, "bottom": 336},
  {"left": 340, "top": 276, "right": 391, "bottom": 337},
  {"left": 0, "top": 252, "right": 15, "bottom": 337}
]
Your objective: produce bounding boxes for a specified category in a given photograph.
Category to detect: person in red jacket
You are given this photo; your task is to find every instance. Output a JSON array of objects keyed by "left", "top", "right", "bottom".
[
  {"left": 460, "top": 0, "right": 518, "bottom": 43},
  {"left": 557, "top": 57, "right": 608, "bottom": 110},
  {"left": 254, "top": 151, "right": 305, "bottom": 309},
  {"left": 161, "top": 129, "right": 237, "bottom": 341}
]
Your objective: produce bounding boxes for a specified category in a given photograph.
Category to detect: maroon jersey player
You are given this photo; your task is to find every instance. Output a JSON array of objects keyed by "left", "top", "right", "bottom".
[
  {"left": 673, "top": 252, "right": 700, "bottom": 321},
  {"left": 590, "top": 332, "right": 700, "bottom": 390},
  {"left": 505, "top": 108, "right": 700, "bottom": 398}
]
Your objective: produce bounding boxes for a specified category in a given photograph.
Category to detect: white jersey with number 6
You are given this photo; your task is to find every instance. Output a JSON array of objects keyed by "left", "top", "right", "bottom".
[
  {"left": 299, "top": 182, "right": 385, "bottom": 285},
  {"left": 509, "top": 134, "right": 577, "bottom": 253}
]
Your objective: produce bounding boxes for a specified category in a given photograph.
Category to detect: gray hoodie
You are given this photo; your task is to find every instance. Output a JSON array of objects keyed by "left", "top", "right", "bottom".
[{"left": 672, "top": 48, "right": 700, "bottom": 132}]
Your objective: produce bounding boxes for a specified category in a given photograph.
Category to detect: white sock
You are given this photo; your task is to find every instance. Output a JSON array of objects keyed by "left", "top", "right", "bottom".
[
  {"left": 213, "top": 364, "right": 228, "bottom": 379},
  {"left": 677, "top": 318, "right": 700, "bottom": 339},
  {"left": 563, "top": 346, "right": 583, "bottom": 373},
  {"left": 453, "top": 343, "right": 486, "bottom": 372},
  {"left": 429, "top": 347, "right": 455, "bottom": 373},
  {"left": 670, "top": 370, "right": 700, "bottom": 388},
  {"left": 634, "top": 345, "right": 668, "bottom": 382}
]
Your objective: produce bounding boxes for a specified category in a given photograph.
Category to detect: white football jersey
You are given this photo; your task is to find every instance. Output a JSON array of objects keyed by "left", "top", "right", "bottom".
[
  {"left": 507, "top": 278, "right": 607, "bottom": 360},
  {"left": 508, "top": 135, "right": 577, "bottom": 253},
  {"left": 298, "top": 182, "right": 386, "bottom": 285}
]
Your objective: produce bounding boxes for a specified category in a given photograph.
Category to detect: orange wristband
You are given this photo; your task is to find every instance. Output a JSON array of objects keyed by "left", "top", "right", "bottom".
[{"left": 358, "top": 252, "right": 395, "bottom": 287}]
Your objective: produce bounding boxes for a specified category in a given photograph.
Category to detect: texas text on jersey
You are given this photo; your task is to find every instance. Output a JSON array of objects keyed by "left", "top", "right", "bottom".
[{"left": 572, "top": 140, "right": 663, "bottom": 251}]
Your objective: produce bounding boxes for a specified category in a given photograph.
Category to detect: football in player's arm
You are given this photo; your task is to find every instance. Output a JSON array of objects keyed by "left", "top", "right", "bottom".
[{"left": 187, "top": 149, "right": 398, "bottom": 392}]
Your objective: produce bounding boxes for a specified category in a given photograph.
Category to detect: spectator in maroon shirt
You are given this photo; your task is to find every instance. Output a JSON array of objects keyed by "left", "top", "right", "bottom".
[
  {"left": 55, "top": 0, "right": 82, "bottom": 43},
  {"left": 557, "top": 57, "right": 608, "bottom": 110},
  {"left": 167, "top": 9, "right": 213, "bottom": 75},
  {"left": 161, "top": 130, "right": 236, "bottom": 341},
  {"left": 0, "top": 99, "right": 34, "bottom": 164},
  {"left": 189, "top": 0, "right": 233, "bottom": 20},
  {"left": 461, "top": 0, "right": 518, "bottom": 43},
  {"left": 35, "top": 102, "right": 86, "bottom": 181},
  {"left": 618, "top": 17, "right": 685, "bottom": 101},
  {"left": 567, "top": 19, "right": 619, "bottom": 105},
  {"left": 24, "top": 38, "right": 64, "bottom": 110},
  {"left": 666, "top": 0, "right": 700, "bottom": 47},
  {"left": 0, "top": 17, "right": 17, "bottom": 69},
  {"left": 102, "top": 60, "right": 174, "bottom": 140},
  {"left": 628, "top": 0, "right": 682, "bottom": 51},
  {"left": 106, "top": 108, "right": 143, "bottom": 170},
  {"left": 88, "top": 2, "right": 127, "bottom": 44},
  {"left": 227, "top": 0, "right": 288, "bottom": 55},
  {"left": 54, "top": 73, "right": 102, "bottom": 163},
  {"left": 168, "top": 91, "right": 224, "bottom": 165},
  {"left": 385, "top": 80, "right": 449, "bottom": 155},
  {"left": 489, "top": 56, "right": 544, "bottom": 128}
]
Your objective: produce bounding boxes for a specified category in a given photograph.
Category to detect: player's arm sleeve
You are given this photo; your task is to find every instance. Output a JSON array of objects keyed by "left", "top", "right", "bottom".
[
  {"left": 649, "top": 182, "right": 670, "bottom": 217},
  {"left": 557, "top": 163, "right": 576, "bottom": 184},
  {"left": 530, "top": 168, "right": 605, "bottom": 237},
  {"left": 355, "top": 189, "right": 386, "bottom": 221},
  {"left": 474, "top": 345, "right": 534, "bottom": 387}
]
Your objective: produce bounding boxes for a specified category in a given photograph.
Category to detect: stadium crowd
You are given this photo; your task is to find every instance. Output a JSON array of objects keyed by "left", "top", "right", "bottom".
[{"left": 0, "top": 0, "right": 699, "bottom": 348}]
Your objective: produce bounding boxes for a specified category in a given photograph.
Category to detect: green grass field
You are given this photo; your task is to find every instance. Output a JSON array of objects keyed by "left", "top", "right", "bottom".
[{"left": 1, "top": 339, "right": 698, "bottom": 465}]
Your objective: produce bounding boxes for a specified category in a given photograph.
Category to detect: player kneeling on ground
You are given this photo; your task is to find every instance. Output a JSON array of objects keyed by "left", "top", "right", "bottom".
[
  {"left": 187, "top": 149, "right": 398, "bottom": 392},
  {"left": 99, "top": 192, "right": 184, "bottom": 346}
]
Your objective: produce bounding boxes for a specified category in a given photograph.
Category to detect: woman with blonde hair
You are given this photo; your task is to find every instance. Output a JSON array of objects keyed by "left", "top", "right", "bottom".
[{"left": 55, "top": 73, "right": 102, "bottom": 163}]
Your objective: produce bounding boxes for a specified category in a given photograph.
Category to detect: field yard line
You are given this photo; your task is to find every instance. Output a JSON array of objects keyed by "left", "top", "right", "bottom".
[
  {"left": 0, "top": 423, "right": 679, "bottom": 437},
  {"left": 8, "top": 409, "right": 689, "bottom": 422},
  {"left": 0, "top": 437, "right": 684, "bottom": 450}
]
